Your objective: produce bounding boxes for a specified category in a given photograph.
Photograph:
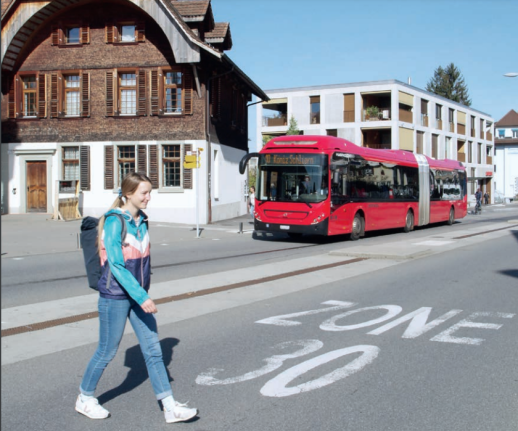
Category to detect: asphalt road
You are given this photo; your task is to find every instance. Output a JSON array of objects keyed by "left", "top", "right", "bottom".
[{"left": 1, "top": 206, "right": 517, "bottom": 430}]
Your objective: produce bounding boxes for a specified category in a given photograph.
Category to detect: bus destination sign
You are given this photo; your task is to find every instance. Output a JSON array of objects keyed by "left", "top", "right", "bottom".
[{"left": 263, "top": 154, "right": 320, "bottom": 166}]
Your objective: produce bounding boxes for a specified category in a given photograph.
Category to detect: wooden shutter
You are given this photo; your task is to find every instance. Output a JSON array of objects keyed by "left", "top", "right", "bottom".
[
  {"left": 37, "top": 73, "right": 47, "bottom": 118},
  {"left": 137, "top": 145, "right": 147, "bottom": 173},
  {"left": 150, "top": 70, "right": 159, "bottom": 115},
  {"left": 158, "top": 67, "right": 164, "bottom": 114},
  {"left": 80, "top": 145, "right": 90, "bottom": 191},
  {"left": 137, "top": 70, "right": 147, "bottom": 116},
  {"left": 8, "top": 76, "right": 17, "bottom": 119},
  {"left": 183, "top": 70, "right": 193, "bottom": 114},
  {"left": 183, "top": 144, "right": 192, "bottom": 189},
  {"left": 80, "top": 23, "right": 89, "bottom": 44},
  {"left": 104, "top": 145, "right": 114, "bottom": 189},
  {"left": 105, "top": 70, "right": 115, "bottom": 116},
  {"left": 210, "top": 77, "right": 221, "bottom": 118},
  {"left": 51, "top": 25, "right": 60, "bottom": 45},
  {"left": 136, "top": 20, "right": 145, "bottom": 42},
  {"left": 50, "top": 73, "right": 59, "bottom": 118},
  {"left": 81, "top": 72, "right": 90, "bottom": 117},
  {"left": 149, "top": 144, "right": 159, "bottom": 189},
  {"left": 105, "top": 23, "right": 114, "bottom": 43}
]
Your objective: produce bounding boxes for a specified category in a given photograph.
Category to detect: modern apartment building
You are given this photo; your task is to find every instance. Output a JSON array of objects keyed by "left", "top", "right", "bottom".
[
  {"left": 257, "top": 80, "right": 494, "bottom": 202},
  {"left": 494, "top": 109, "right": 518, "bottom": 200}
]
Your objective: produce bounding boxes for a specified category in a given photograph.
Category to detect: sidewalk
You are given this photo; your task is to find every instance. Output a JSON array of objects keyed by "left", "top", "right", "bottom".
[{"left": 1, "top": 212, "right": 254, "bottom": 258}]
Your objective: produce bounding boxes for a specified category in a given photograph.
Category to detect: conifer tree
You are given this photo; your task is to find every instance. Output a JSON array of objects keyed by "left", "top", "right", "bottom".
[
  {"left": 426, "top": 63, "right": 472, "bottom": 106},
  {"left": 286, "top": 115, "right": 301, "bottom": 135}
]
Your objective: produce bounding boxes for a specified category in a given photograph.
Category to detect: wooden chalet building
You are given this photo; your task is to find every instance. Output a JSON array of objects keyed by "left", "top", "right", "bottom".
[{"left": 1, "top": 0, "right": 268, "bottom": 222}]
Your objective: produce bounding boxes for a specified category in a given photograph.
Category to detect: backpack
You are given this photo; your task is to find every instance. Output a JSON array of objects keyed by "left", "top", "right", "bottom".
[{"left": 80, "top": 213, "right": 127, "bottom": 291}]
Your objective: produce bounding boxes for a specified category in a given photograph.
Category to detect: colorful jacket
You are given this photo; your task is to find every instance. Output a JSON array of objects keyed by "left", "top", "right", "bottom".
[{"left": 98, "top": 208, "right": 151, "bottom": 305}]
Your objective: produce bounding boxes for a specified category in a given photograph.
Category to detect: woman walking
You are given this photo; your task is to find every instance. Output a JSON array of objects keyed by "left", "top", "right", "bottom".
[{"left": 75, "top": 172, "right": 197, "bottom": 423}]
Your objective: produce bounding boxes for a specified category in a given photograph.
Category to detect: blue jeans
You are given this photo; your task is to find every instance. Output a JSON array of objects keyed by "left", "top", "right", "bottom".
[{"left": 80, "top": 297, "right": 173, "bottom": 401}]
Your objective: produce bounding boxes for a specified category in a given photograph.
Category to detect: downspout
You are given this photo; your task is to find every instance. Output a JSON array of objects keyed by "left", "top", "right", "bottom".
[{"left": 206, "top": 67, "right": 234, "bottom": 224}]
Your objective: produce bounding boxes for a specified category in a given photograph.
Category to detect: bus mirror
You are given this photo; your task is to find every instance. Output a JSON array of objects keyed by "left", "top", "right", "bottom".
[
  {"left": 332, "top": 170, "right": 340, "bottom": 184},
  {"left": 239, "top": 152, "right": 260, "bottom": 175}
]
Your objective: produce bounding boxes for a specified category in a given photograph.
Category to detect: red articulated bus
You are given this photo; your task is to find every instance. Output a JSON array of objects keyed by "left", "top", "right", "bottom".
[{"left": 239, "top": 135, "right": 467, "bottom": 239}]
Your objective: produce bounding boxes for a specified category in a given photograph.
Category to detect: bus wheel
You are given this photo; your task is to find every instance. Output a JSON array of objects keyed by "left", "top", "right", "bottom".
[
  {"left": 446, "top": 207, "right": 455, "bottom": 225},
  {"left": 350, "top": 213, "right": 363, "bottom": 241},
  {"left": 403, "top": 210, "right": 414, "bottom": 233}
]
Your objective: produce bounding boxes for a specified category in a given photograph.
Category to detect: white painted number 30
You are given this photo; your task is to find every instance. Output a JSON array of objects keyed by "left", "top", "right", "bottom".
[{"left": 196, "top": 340, "right": 379, "bottom": 398}]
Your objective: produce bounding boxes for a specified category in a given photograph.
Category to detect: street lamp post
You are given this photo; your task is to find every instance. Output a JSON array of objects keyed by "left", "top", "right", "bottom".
[{"left": 504, "top": 73, "right": 518, "bottom": 77}]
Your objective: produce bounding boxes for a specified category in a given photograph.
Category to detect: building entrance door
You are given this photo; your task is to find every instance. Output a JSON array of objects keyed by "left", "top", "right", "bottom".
[{"left": 27, "top": 161, "right": 47, "bottom": 212}]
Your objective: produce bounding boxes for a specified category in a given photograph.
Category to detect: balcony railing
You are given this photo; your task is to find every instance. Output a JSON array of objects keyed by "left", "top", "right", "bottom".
[
  {"left": 457, "top": 123, "right": 466, "bottom": 135},
  {"left": 471, "top": 129, "right": 475, "bottom": 138},
  {"left": 457, "top": 153, "right": 466, "bottom": 163},
  {"left": 486, "top": 155, "right": 492, "bottom": 164},
  {"left": 263, "top": 115, "right": 287, "bottom": 127},
  {"left": 480, "top": 131, "right": 484, "bottom": 139},
  {"left": 486, "top": 131, "right": 493, "bottom": 141},
  {"left": 449, "top": 122, "right": 455, "bottom": 132},
  {"left": 436, "top": 119, "right": 443, "bottom": 130},
  {"left": 363, "top": 109, "right": 391, "bottom": 121},
  {"left": 421, "top": 114, "right": 429, "bottom": 127},
  {"left": 399, "top": 109, "right": 412, "bottom": 123}
]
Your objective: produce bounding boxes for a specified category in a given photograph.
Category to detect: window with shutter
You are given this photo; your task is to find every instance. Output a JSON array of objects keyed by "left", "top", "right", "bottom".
[
  {"left": 149, "top": 145, "right": 159, "bottom": 189},
  {"left": 51, "top": 22, "right": 89, "bottom": 46},
  {"left": 106, "top": 21, "right": 145, "bottom": 44},
  {"left": 162, "top": 145, "right": 181, "bottom": 187},
  {"left": 137, "top": 145, "right": 147, "bottom": 173},
  {"left": 104, "top": 145, "right": 114, "bottom": 189},
  {"left": 183, "top": 144, "right": 193, "bottom": 189},
  {"left": 117, "top": 145, "right": 136, "bottom": 185},
  {"left": 80, "top": 145, "right": 90, "bottom": 191},
  {"left": 62, "top": 146, "right": 80, "bottom": 181},
  {"left": 50, "top": 73, "right": 62, "bottom": 118}
]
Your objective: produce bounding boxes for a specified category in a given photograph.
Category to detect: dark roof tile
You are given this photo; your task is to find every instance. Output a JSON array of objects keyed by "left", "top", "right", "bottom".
[{"left": 495, "top": 109, "right": 518, "bottom": 127}]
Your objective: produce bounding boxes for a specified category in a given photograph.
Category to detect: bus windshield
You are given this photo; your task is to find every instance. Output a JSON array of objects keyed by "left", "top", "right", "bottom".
[{"left": 257, "top": 153, "right": 329, "bottom": 203}]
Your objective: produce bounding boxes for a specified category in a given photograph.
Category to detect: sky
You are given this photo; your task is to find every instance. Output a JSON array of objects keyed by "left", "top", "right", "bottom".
[{"left": 212, "top": 0, "right": 517, "bottom": 151}]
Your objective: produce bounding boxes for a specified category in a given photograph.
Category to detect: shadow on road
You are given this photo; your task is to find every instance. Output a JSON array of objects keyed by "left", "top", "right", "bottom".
[{"left": 97, "top": 337, "right": 179, "bottom": 405}]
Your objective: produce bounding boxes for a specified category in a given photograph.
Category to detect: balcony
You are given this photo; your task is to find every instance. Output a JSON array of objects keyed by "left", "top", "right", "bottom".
[
  {"left": 486, "top": 131, "right": 493, "bottom": 141},
  {"left": 399, "top": 108, "right": 412, "bottom": 123},
  {"left": 263, "top": 115, "right": 287, "bottom": 127},
  {"left": 457, "top": 123, "right": 466, "bottom": 135},
  {"left": 362, "top": 108, "right": 391, "bottom": 121},
  {"left": 457, "top": 153, "right": 466, "bottom": 163}
]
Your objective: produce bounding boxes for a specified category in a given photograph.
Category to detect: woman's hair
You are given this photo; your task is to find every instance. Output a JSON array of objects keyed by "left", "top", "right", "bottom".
[
  {"left": 97, "top": 172, "right": 152, "bottom": 252},
  {"left": 250, "top": 186, "right": 255, "bottom": 192}
]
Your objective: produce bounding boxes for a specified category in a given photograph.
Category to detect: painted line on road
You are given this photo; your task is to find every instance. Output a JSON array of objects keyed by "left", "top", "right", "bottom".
[
  {"left": 453, "top": 223, "right": 518, "bottom": 239},
  {"left": 0, "top": 257, "right": 367, "bottom": 338}
]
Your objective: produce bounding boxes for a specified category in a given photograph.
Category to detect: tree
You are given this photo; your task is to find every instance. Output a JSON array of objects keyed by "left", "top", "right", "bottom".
[
  {"left": 426, "top": 63, "right": 472, "bottom": 106},
  {"left": 286, "top": 115, "right": 301, "bottom": 135}
]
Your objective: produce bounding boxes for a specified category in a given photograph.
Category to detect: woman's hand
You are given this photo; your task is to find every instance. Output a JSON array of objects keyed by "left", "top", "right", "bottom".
[{"left": 141, "top": 298, "right": 158, "bottom": 314}]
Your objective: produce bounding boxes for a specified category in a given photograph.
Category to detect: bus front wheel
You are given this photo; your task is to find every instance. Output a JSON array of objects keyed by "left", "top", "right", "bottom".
[
  {"left": 350, "top": 213, "right": 363, "bottom": 241},
  {"left": 403, "top": 210, "right": 414, "bottom": 233}
]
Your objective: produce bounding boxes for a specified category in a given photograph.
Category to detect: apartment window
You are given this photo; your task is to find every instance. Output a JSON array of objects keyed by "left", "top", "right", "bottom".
[
  {"left": 310, "top": 96, "right": 320, "bottom": 124},
  {"left": 477, "top": 143, "right": 482, "bottom": 164},
  {"left": 63, "top": 146, "right": 80, "bottom": 180},
  {"left": 513, "top": 129, "right": 518, "bottom": 138},
  {"left": 498, "top": 129, "right": 505, "bottom": 138},
  {"left": 64, "top": 74, "right": 80, "bottom": 116},
  {"left": 470, "top": 168, "right": 476, "bottom": 194},
  {"left": 52, "top": 22, "right": 89, "bottom": 45},
  {"left": 117, "top": 146, "right": 136, "bottom": 185},
  {"left": 432, "top": 134, "right": 438, "bottom": 159},
  {"left": 445, "top": 137, "right": 451, "bottom": 159},
  {"left": 448, "top": 108, "right": 455, "bottom": 132},
  {"left": 22, "top": 76, "right": 37, "bottom": 117},
  {"left": 162, "top": 145, "right": 181, "bottom": 187},
  {"left": 119, "top": 73, "right": 137, "bottom": 115},
  {"left": 435, "top": 104, "right": 442, "bottom": 129},
  {"left": 164, "top": 71, "right": 182, "bottom": 114},
  {"left": 105, "top": 21, "right": 145, "bottom": 43},
  {"left": 468, "top": 142, "right": 473, "bottom": 163}
]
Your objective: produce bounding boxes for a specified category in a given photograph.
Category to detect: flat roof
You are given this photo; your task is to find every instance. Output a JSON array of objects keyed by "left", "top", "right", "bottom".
[{"left": 265, "top": 79, "right": 492, "bottom": 118}]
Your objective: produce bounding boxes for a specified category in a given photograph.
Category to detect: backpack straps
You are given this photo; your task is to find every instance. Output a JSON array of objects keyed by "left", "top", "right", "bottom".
[{"left": 105, "top": 212, "right": 128, "bottom": 246}]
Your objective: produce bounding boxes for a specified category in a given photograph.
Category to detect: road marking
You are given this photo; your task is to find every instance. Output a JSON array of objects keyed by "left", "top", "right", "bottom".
[
  {"left": 413, "top": 240, "right": 454, "bottom": 246},
  {"left": 320, "top": 305, "right": 402, "bottom": 331}
]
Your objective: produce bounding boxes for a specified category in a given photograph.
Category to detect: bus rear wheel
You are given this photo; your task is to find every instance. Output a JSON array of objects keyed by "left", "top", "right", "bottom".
[
  {"left": 446, "top": 207, "right": 455, "bottom": 225},
  {"left": 350, "top": 213, "right": 363, "bottom": 241},
  {"left": 403, "top": 210, "right": 414, "bottom": 233}
]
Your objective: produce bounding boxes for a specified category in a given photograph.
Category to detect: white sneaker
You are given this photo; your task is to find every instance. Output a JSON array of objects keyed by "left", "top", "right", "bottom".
[
  {"left": 75, "top": 395, "right": 110, "bottom": 419},
  {"left": 164, "top": 401, "right": 197, "bottom": 423}
]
